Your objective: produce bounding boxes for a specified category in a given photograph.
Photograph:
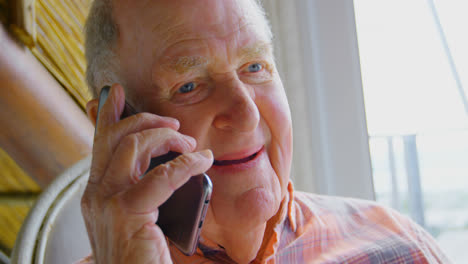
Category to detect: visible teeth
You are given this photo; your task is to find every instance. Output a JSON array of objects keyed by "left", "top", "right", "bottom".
[{"left": 213, "top": 152, "right": 258, "bottom": 166}]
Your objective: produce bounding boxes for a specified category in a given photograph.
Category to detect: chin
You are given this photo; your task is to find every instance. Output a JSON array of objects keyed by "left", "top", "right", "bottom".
[
  {"left": 205, "top": 147, "right": 284, "bottom": 230},
  {"left": 233, "top": 186, "right": 281, "bottom": 228}
]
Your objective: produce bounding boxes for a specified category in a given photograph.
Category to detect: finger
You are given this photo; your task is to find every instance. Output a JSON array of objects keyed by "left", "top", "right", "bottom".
[
  {"left": 89, "top": 84, "right": 125, "bottom": 184},
  {"left": 90, "top": 83, "right": 180, "bottom": 184},
  {"left": 101, "top": 128, "right": 197, "bottom": 189},
  {"left": 120, "top": 150, "right": 213, "bottom": 213},
  {"left": 96, "top": 83, "right": 125, "bottom": 131},
  {"left": 93, "top": 112, "right": 180, "bottom": 174},
  {"left": 99, "top": 112, "right": 180, "bottom": 153}
]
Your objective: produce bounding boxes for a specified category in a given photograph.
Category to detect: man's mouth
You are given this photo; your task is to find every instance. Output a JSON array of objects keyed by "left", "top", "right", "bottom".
[{"left": 213, "top": 147, "right": 263, "bottom": 166}]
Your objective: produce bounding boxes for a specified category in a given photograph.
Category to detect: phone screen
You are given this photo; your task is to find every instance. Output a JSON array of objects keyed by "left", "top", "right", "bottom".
[{"left": 96, "top": 86, "right": 212, "bottom": 255}]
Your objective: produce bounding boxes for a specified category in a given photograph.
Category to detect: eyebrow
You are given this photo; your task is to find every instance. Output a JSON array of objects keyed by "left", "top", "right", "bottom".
[
  {"left": 239, "top": 42, "right": 272, "bottom": 61},
  {"left": 163, "top": 56, "right": 209, "bottom": 74},
  {"left": 161, "top": 42, "right": 272, "bottom": 74}
]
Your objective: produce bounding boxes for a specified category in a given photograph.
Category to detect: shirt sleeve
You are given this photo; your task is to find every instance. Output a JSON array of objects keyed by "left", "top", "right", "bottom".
[{"left": 390, "top": 209, "right": 453, "bottom": 264}]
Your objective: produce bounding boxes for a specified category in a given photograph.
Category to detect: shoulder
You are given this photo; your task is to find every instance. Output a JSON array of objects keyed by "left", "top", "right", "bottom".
[
  {"left": 291, "top": 191, "right": 421, "bottom": 236},
  {"left": 286, "top": 191, "right": 451, "bottom": 263},
  {"left": 292, "top": 191, "right": 397, "bottom": 222}
]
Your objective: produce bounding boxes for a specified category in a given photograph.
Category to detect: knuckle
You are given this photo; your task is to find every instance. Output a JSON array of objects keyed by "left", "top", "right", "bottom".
[
  {"left": 170, "top": 155, "right": 197, "bottom": 179},
  {"left": 156, "top": 164, "right": 171, "bottom": 180},
  {"left": 154, "top": 164, "right": 174, "bottom": 189},
  {"left": 120, "top": 133, "right": 140, "bottom": 150},
  {"left": 174, "top": 154, "right": 195, "bottom": 170}
]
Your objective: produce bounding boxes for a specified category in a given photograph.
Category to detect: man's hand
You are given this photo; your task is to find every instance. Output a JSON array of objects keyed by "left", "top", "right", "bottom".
[{"left": 81, "top": 84, "right": 213, "bottom": 263}]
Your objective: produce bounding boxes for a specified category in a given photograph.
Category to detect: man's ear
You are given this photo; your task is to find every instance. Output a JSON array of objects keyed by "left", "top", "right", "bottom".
[{"left": 86, "top": 99, "right": 99, "bottom": 126}]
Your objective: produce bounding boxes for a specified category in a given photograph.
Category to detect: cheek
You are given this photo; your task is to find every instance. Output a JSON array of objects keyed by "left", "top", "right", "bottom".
[
  {"left": 256, "top": 81, "right": 293, "bottom": 194},
  {"left": 158, "top": 104, "right": 215, "bottom": 150}
]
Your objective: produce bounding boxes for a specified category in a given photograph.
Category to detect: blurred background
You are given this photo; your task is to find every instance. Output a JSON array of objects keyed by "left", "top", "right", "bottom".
[
  {"left": 0, "top": 0, "right": 93, "bottom": 261},
  {"left": 354, "top": 1, "right": 468, "bottom": 262}
]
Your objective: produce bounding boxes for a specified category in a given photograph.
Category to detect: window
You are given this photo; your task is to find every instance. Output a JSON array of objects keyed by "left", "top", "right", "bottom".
[{"left": 354, "top": 1, "right": 468, "bottom": 262}]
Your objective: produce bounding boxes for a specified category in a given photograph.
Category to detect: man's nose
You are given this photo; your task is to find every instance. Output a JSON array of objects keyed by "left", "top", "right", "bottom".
[{"left": 212, "top": 78, "right": 260, "bottom": 132}]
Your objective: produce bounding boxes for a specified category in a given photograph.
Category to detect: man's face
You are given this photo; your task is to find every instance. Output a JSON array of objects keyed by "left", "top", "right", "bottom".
[{"left": 114, "top": 0, "right": 292, "bottom": 231}]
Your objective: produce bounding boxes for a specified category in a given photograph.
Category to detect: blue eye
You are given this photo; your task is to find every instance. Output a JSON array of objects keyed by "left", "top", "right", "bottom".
[
  {"left": 178, "top": 82, "right": 196, "bottom": 93},
  {"left": 248, "top": 63, "right": 263, "bottom": 72}
]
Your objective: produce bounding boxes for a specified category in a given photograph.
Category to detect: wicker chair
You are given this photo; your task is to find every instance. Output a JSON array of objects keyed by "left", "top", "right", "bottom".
[{"left": 11, "top": 156, "right": 92, "bottom": 264}]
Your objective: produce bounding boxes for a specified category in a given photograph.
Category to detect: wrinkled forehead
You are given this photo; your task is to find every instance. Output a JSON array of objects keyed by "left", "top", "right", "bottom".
[{"left": 113, "top": 0, "right": 270, "bottom": 48}]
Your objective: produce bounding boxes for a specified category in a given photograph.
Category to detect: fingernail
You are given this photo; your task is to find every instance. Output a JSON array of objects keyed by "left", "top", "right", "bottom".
[
  {"left": 111, "top": 83, "right": 121, "bottom": 94},
  {"left": 199, "top": 149, "right": 213, "bottom": 159},
  {"left": 171, "top": 118, "right": 180, "bottom": 125}
]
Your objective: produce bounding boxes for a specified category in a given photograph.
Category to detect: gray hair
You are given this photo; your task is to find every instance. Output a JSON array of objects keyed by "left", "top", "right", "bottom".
[
  {"left": 84, "top": 0, "right": 121, "bottom": 98},
  {"left": 84, "top": 0, "right": 272, "bottom": 98}
]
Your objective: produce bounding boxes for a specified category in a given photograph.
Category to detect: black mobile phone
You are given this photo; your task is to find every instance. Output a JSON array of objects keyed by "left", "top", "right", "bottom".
[{"left": 96, "top": 86, "right": 212, "bottom": 255}]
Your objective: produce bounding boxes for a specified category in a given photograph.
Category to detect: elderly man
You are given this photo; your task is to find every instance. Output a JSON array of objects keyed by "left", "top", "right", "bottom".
[{"left": 79, "top": 0, "right": 449, "bottom": 263}]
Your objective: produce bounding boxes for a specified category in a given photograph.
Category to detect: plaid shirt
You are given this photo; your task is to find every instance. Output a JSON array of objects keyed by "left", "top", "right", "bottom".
[
  {"left": 169, "top": 182, "right": 451, "bottom": 264},
  {"left": 77, "top": 182, "right": 450, "bottom": 264}
]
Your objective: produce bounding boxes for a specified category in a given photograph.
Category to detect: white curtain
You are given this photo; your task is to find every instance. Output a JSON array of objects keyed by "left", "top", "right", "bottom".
[{"left": 261, "top": 0, "right": 375, "bottom": 200}]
